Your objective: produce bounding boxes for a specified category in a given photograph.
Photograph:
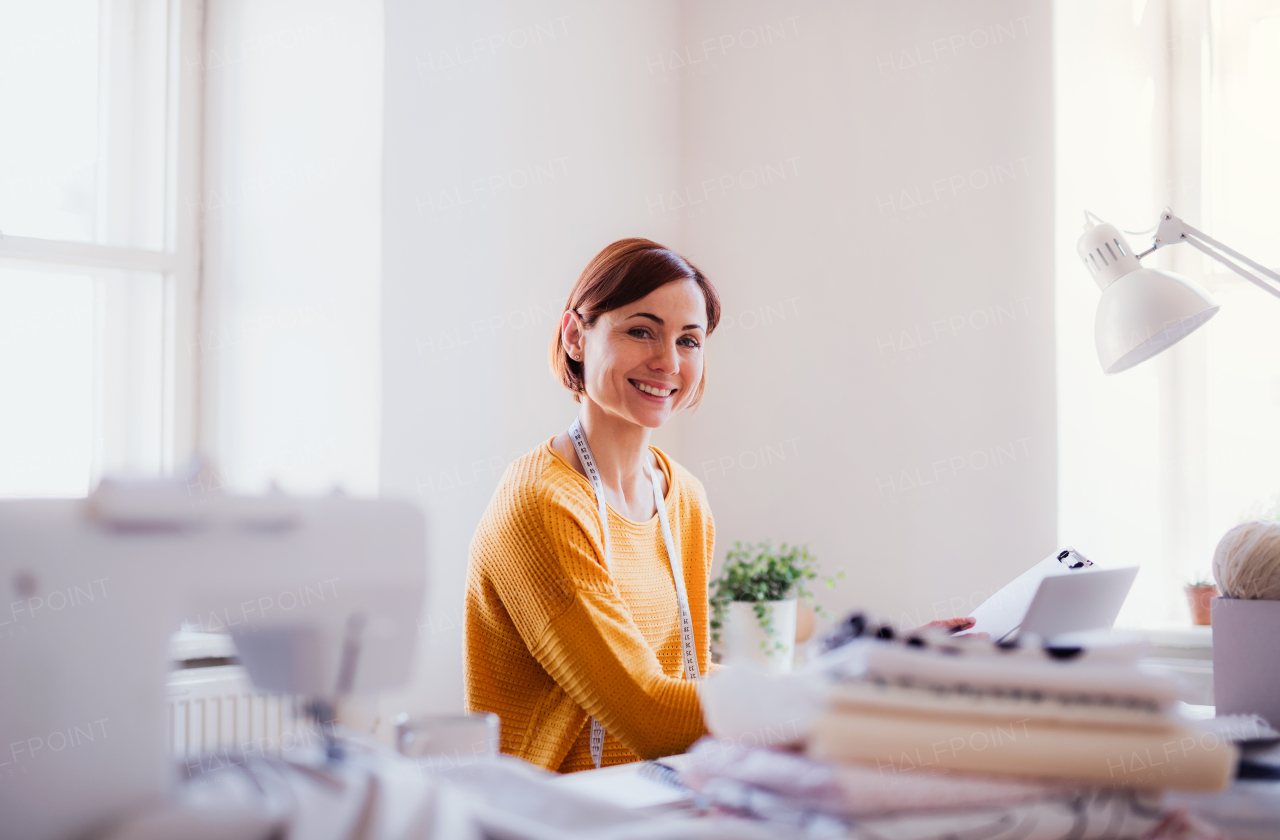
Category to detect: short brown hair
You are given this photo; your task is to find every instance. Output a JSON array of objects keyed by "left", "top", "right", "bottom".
[{"left": 549, "top": 238, "right": 721, "bottom": 406}]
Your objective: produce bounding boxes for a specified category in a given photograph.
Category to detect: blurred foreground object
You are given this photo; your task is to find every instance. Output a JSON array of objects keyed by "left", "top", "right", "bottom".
[
  {"left": 395, "top": 712, "right": 499, "bottom": 770},
  {"left": 677, "top": 738, "right": 1168, "bottom": 839},
  {"left": 0, "top": 463, "right": 427, "bottom": 840},
  {"left": 702, "top": 627, "right": 1238, "bottom": 793}
]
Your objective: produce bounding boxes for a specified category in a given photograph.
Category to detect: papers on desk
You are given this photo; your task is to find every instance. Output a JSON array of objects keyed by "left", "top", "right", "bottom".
[{"left": 967, "top": 547, "right": 1093, "bottom": 640}]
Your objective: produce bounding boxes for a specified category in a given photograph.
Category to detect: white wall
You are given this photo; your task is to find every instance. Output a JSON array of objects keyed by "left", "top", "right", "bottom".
[
  {"left": 201, "top": 0, "right": 384, "bottom": 496},
  {"left": 380, "top": 0, "right": 684, "bottom": 714},
  {"left": 673, "top": 0, "right": 1055, "bottom": 628},
  {"left": 381, "top": 0, "right": 1054, "bottom": 714}
]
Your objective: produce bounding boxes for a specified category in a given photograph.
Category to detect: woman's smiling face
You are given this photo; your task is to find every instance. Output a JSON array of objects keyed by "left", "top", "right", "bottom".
[{"left": 566, "top": 279, "right": 708, "bottom": 428}]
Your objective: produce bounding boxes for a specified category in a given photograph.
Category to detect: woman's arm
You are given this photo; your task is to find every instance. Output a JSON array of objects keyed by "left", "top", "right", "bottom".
[
  {"left": 527, "top": 588, "right": 705, "bottom": 759},
  {"left": 486, "top": 488, "right": 705, "bottom": 760}
]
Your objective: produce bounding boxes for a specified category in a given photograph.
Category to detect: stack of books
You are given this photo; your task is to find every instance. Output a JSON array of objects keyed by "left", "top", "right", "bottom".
[{"left": 806, "top": 638, "right": 1237, "bottom": 791}]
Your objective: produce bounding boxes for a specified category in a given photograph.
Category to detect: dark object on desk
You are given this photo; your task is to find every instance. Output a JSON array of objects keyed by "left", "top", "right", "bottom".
[
  {"left": 817, "top": 612, "right": 906, "bottom": 651},
  {"left": 638, "top": 761, "right": 688, "bottom": 792},
  {"left": 818, "top": 612, "right": 866, "bottom": 652},
  {"left": 1057, "top": 548, "right": 1093, "bottom": 570},
  {"left": 1235, "top": 738, "right": 1280, "bottom": 780},
  {"left": 1237, "top": 761, "right": 1280, "bottom": 780},
  {"left": 1045, "top": 645, "right": 1085, "bottom": 660}
]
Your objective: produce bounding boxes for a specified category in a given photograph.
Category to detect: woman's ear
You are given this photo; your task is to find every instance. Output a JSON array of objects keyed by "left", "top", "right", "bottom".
[{"left": 561, "top": 310, "right": 584, "bottom": 361}]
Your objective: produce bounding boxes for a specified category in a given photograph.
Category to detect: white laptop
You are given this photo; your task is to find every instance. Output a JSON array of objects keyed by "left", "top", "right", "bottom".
[
  {"left": 968, "top": 549, "right": 1139, "bottom": 643},
  {"left": 1018, "top": 565, "right": 1140, "bottom": 642}
]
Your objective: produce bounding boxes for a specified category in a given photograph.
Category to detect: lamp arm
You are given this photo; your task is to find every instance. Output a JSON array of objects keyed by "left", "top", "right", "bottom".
[
  {"left": 1151, "top": 209, "right": 1280, "bottom": 301},
  {"left": 1181, "top": 238, "right": 1280, "bottom": 301}
]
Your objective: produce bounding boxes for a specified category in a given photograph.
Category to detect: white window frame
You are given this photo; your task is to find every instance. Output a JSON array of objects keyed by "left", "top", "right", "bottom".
[{"left": 0, "top": 0, "right": 204, "bottom": 479}]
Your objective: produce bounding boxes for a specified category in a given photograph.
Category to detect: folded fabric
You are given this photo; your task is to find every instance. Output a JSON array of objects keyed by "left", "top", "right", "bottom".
[
  {"left": 676, "top": 739, "right": 1170, "bottom": 839},
  {"left": 679, "top": 738, "right": 1075, "bottom": 818},
  {"left": 844, "top": 794, "right": 1179, "bottom": 840},
  {"left": 808, "top": 707, "right": 1237, "bottom": 791}
]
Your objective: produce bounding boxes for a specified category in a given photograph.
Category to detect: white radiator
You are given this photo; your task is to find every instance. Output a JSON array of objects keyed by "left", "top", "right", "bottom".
[{"left": 167, "top": 659, "right": 312, "bottom": 760}]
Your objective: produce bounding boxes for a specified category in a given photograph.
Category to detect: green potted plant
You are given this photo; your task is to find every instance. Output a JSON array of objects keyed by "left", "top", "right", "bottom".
[{"left": 709, "top": 540, "right": 839, "bottom": 672}]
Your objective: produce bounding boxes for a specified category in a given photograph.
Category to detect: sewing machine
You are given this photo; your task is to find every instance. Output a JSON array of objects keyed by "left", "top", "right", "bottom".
[{"left": 0, "top": 470, "right": 427, "bottom": 840}]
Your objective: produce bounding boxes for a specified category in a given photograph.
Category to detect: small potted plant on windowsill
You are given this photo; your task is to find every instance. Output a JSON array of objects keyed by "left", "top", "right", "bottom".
[
  {"left": 710, "top": 540, "right": 840, "bottom": 673},
  {"left": 1185, "top": 575, "right": 1218, "bottom": 626}
]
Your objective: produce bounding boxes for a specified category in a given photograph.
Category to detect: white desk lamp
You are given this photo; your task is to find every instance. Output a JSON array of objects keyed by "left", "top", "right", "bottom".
[{"left": 1077, "top": 208, "right": 1280, "bottom": 373}]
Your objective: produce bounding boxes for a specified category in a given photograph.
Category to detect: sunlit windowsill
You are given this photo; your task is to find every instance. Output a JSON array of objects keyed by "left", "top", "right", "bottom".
[
  {"left": 1117, "top": 624, "right": 1212, "bottom": 649},
  {"left": 1117, "top": 626, "right": 1214, "bottom": 705}
]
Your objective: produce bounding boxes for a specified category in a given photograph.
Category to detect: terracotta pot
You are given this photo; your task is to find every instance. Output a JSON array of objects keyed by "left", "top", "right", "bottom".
[
  {"left": 1186, "top": 584, "right": 1218, "bottom": 626},
  {"left": 795, "top": 604, "right": 816, "bottom": 643}
]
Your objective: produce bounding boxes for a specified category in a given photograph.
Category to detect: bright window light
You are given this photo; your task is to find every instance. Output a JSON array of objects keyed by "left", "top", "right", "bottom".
[
  {"left": 0, "top": 1, "right": 100, "bottom": 242},
  {"left": 0, "top": 0, "right": 170, "bottom": 249},
  {"left": 0, "top": 0, "right": 194, "bottom": 497},
  {"left": 0, "top": 267, "right": 95, "bottom": 496},
  {"left": 1057, "top": 2, "right": 1280, "bottom": 626},
  {"left": 1203, "top": 8, "right": 1280, "bottom": 574}
]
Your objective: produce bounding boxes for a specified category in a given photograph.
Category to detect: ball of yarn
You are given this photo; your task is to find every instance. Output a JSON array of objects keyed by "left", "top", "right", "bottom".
[{"left": 1212, "top": 520, "right": 1280, "bottom": 600}]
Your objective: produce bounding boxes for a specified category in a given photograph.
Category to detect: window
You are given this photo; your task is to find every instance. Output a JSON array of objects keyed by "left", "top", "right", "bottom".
[
  {"left": 0, "top": 1, "right": 202, "bottom": 496},
  {"left": 1056, "top": 0, "right": 1280, "bottom": 625}
]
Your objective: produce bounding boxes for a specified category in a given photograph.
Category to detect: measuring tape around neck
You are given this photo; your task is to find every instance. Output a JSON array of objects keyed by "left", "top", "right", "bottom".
[{"left": 567, "top": 416, "right": 701, "bottom": 769}]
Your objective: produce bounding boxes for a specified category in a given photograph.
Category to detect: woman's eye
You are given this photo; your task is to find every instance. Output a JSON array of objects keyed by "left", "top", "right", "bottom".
[
  {"left": 628, "top": 328, "right": 652, "bottom": 339},
  {"left": 678, "top": 336, "right": 700, "bottom": 348}
]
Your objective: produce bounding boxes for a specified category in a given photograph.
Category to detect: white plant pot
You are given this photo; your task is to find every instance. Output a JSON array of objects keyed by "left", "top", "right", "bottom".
[{"left": 721, "top": 598, "right": 797, "bottom": 673}]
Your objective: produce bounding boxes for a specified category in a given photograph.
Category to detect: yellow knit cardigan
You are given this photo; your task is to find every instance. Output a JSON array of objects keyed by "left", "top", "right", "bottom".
[{"left": 464, "top": 439, "right": 714, "bottom": 773}]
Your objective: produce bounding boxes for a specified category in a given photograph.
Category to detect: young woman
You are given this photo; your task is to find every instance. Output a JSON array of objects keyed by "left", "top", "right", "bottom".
[{"left": 464, "top": 239, "right": 720, "bottom": 773}]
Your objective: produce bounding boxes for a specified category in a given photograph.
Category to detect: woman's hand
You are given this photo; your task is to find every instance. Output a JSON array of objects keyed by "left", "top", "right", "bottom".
[
  {"left": 918, "top": 617, "right": 989, "bottom": 641},
  {"left": 919, "top": 617, "right": 975, "bottom": 634}
]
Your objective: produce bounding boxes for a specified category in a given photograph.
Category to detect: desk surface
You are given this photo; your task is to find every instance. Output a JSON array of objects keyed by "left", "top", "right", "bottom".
[{"left": 552, "top": 757, "right": 693, "bottom": 811}]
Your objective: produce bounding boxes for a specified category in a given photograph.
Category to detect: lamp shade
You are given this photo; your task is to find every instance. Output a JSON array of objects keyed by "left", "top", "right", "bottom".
[
  {"left": 1094, "top": 267, "right": 1219, "bottom": 374},
  {"left": 1077, "top": 218, "right": 1219, "bottom": 374}
]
